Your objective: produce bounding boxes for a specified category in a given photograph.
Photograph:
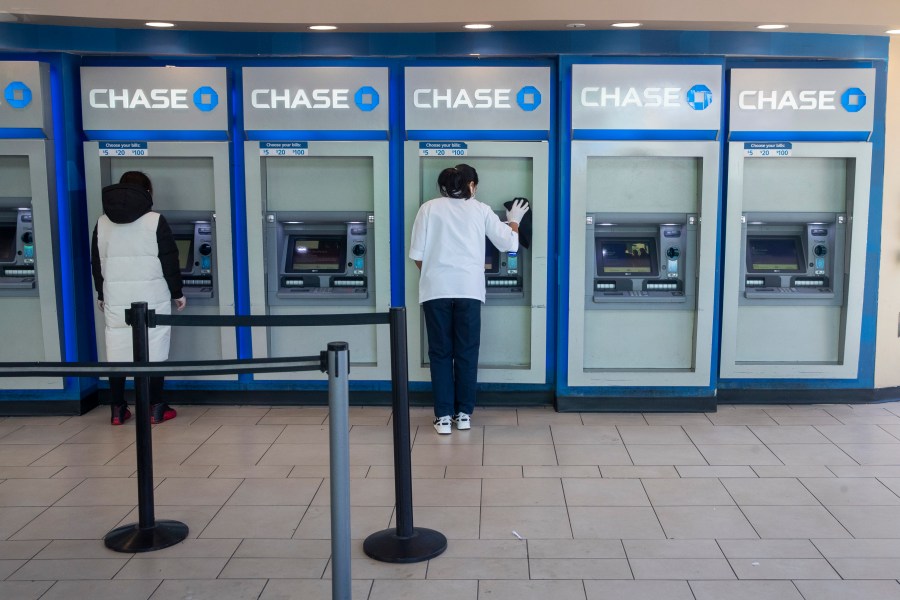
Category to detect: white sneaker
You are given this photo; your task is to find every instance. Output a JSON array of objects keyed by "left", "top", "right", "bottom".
[
  {"left": 433, "top": 415, "right": 452, "bottom": 435},
  {"left": 453, "top": 412, "right": 471, "bottom": 430}
]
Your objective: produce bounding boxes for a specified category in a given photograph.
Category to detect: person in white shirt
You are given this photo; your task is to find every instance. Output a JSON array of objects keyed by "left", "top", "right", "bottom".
[{"left": 409, "top": 164, "right": 529, "bottom": 434}]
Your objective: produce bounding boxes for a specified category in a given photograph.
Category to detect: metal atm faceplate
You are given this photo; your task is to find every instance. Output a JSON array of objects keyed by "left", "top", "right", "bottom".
[
  {"left": 0, "top": 207, "right": 36, "bottom": 293},
  {"left": 169, "top": 217, "right": 215, "bottom": 300}
]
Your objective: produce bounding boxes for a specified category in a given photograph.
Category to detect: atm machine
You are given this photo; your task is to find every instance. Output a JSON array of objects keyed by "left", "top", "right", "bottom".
[
  {"left": 719, "top": 68, "right": 874, "bottom": 386},
  {"left": 0, "top": 62, "right": 67, "bottom": 399},
  {"left": 403, "top": 66, "right": 551, "bottom": 388},
  {"left": 80, "top": 66, "right": 237, "bottom": 384},
  {"left": 562, "top": 62, "right": 723, "bottom": 410},
  {"left": 243, "top": 66, "right": 391, "bottom": 382}
]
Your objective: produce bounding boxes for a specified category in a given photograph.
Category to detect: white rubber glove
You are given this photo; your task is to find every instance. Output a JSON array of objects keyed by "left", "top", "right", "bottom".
[{"left": 506, "top": 198, "right": 530, "bottom": 225}]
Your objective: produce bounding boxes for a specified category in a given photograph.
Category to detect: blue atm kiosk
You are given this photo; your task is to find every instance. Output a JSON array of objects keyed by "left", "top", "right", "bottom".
[
  {"left": 560, "top": 61, "right": 724, "bottom": 411},
  {"left": 720, "top": 68, "right": 875, "bottom": 393}
]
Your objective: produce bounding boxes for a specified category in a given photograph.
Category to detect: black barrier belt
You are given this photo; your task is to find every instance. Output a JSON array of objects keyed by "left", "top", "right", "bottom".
[
  {"left": 147, "top": 312, "right": 391, "bottom": 328},
  {"left": 0, "top": 354, "right": 324, "bottom": 378}
]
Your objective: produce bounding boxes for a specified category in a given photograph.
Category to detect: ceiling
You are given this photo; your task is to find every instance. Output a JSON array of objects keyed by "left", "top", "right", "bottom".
[{"left": 0, "top": 0, "right": 898, "bottom": 36}]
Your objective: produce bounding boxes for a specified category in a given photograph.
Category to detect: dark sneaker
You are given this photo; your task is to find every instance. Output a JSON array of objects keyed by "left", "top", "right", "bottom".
[
  {"left": 150, "top": 403, "right": 177, "bottom": 424},
  {"left": 110, "top": 404, "right": 131, "bottom": 426}
]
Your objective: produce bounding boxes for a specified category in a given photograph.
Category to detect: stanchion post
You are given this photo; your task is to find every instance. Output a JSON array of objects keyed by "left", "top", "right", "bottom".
[
  {"left": 363, "top": 307, "right": 447, "bottom": 563},
  {"left": 104, "top": 302, "right": 189, "bottom": 553},
  {"left": 327, "top": 342, "right": 352, "bottom": 600}
]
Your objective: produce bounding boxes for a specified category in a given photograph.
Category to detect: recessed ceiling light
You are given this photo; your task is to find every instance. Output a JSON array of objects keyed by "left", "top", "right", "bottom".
[
  {"left": 887, "top": 29, "right": 900, "bottom": 34},
  {"left": 566, "top": 23, "right": 586, "bottom": 29},
  {"left": 145, "top": 22, "right": 175, "bottom": 28},
  {"left": 757, "top": 24, "right": 788, "bottom": 30},
  {"left": 470, "top": 53, "right": 481, "bottom": 56},
  {"left": 611, "top": 22, "right": 642, "bottom": 28},
  {"left": 309, "top": 25, "right": 338, "bottom": 30},
  {"left": 464, "top": 24, "right": 493, "bottom": 30}
]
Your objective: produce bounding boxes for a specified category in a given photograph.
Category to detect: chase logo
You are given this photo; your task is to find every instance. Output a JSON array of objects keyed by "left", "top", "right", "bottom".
[
  {"left": 4, "top": 81, "right": 32, "bottom": 109},
  {"left": 193, "top": 86, "right": 219, "bottom": 112},
  {"left": 686, "top": 84, "right": 713, "bottom": 111},
  {"left": 841, "top": 87, "right": 866, "bottom": 113},
  {"left": 354, "top": 86, "right": 380, "bottom": 112},
  {"left": 517, "top": 86, "right": 542, "bottom": 112}
]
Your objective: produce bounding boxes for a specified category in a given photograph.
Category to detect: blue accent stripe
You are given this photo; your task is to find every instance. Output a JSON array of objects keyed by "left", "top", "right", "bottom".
[
  {"left": 0, "top": 128, "right": 45, "bottom": 139},
  {"left": 729, "top": 131, "right": 871, "bottom": 142},
  {"left": 229, "top": 68, "right": 253, "bottom": 374},
  {"left": 573, "top": 129, "right": 719, "bottom": 141},
  {"left": 83, "top": 130, "right": 230, "bottom": 141},
  {"left": 246, "top": 130, "right": 388, "bottom": 141},
  {"left": 407, "top": 130, "right": 549, "bottom": 141}
]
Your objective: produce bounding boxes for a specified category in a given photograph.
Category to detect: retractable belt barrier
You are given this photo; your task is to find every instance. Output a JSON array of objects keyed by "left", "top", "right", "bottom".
[{"left": 0, "top": 302, "right": 446, "bottom": 599}]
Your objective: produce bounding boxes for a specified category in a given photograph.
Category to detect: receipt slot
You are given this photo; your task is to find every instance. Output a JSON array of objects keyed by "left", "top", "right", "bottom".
[
  {"left": 404, "top": 142, "right": 549, "bottom": 385},
  {"left": 83, "top": 143, "right": 238, "bottom": 376}
]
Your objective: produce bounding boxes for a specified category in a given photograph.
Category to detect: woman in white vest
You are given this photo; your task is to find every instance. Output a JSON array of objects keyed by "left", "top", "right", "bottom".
[{"left": 91, "top": 171, "right": 186, "bottom": 426}]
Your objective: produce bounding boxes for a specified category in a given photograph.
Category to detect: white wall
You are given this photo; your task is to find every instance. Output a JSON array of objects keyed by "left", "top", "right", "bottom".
[{"left": 875, "top": 37, "right": 900, "bottom": 388}]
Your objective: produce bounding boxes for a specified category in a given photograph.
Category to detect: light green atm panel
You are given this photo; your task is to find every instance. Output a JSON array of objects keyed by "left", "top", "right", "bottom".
[
  {"left": 720, "top": 143, "right": 871, "bottom": 379},
  {"left": 0, "top": 141, "right": 63, "bottom": 390},
  {"left": 83, "top": 141, "right": 237, "bottom": 380},
  {"left": 404, "top": 141, "right": 549, "bottom": 385},
  {"left": 245, "top": 141, "right": 391, "bottom": 381}
]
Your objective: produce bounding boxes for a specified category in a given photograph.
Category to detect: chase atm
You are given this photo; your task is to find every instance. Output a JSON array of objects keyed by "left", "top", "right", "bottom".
[
  {"left": 563, "top": 63, "right": 723, "bottom": 410},
  {"left": 243, "top": 67, "right": 391, "bottom": 382},
  {"left": 81, "top": 66, "right": 237, "bottom": 379},
  {"left": 403, "top": 65, "right": 551, "bottom": 387},
  {"left": 720, "top": 68, "right": 874, "bottom": 382}
]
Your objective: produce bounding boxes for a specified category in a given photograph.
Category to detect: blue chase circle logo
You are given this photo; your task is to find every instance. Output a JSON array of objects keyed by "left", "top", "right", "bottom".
[
  {"left": 4, "top": 81, "right": 32, "bottom": 109},
  {"left": 841, "top": 87, "right": 866, "bottom": 113},
  {"left": 354, "top": 86, "right": 380, "bottom": 112},
  {"left": 193, "top": 86, "right": 219, "bottom": 112},
  {"left": 516, "top": 86, "right": 542, "bottom": 112},
  {"left": 686, "top": 84, "right": 713, "bottom": 111}
]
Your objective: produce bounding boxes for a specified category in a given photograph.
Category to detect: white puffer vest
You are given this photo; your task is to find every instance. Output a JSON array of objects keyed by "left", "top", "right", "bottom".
[{"left": 96, "top": 212, "right": 172, "bottom": 362}]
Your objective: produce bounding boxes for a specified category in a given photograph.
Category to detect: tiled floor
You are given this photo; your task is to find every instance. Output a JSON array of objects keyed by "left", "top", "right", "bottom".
[{"left": 2, "top": 403, "right": 900, "bottom": 598}]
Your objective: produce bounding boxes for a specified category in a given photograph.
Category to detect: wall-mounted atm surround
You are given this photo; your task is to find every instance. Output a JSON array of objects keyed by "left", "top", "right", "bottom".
[
  {"left": 243, "top": 67, "right": 391, "bottom": 382},
  {"left": 81, "top": 67, "right": 237, "bottom": 379},
  {"left": 563, "top": 62, "right": 723, "bottom": 409},
  {"left": 403, "top": 66, "right": 551, "bottom": 386},
  {"left": 720, "top": 68, "right": 875, "bottom": 382},
  {"left": 0, "top": 62, "right": 64, "bottom": 392}
]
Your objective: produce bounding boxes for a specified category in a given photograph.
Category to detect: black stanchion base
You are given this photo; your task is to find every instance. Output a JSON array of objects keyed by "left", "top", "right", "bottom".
[
  {"left": 363, "top": 527, "right": 447, "bottom": 563},
  {"left": 104, "top": 520, "right": 189, "bottom": 553}
]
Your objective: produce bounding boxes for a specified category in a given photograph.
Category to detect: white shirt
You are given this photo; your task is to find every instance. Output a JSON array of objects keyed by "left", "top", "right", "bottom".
[{"left": 409, "top": 196, "right": 519, "bottom": 303}]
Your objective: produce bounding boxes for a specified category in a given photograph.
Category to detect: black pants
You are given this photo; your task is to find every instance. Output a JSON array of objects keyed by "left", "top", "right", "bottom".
[{"left": 109, "top": 376, "right": 164, "bottom": 406}]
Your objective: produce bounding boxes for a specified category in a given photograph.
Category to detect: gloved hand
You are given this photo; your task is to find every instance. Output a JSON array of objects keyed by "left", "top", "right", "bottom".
[{"left": 506, "top": 198, "right": 530, "bottom": 225}]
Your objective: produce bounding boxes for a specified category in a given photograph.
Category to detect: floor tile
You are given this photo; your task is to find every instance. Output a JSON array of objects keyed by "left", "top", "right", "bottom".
[
  {"left": 260, "top": 579, "right": 373, "bottom": 600},
  {"left": 827, "top": 558, "right": 900, "bottom": 579},
  {"left": 115, "top": 557, "right": 228, "bottom": 579},
  {"left": 426, "top": 557, "right": 528, "bottom": 579},
  {"left": 600, "top": 466, "right": 679, "bottom": 478},
  {"left": 549, "top": 425, "right": 621, "bottom": 444},
  {"left": 524, "top": 466, "right": 601, "bottom": 478},
  {"left": 676, "top": 466, "right": 756, "bottom": 477},
  {"left": 752, "top": 465, "right": 835, "bottom": 478},
  {"left": 815, "top": 425, "right": 900, "bottom": 444},
  {"left": 584, "top": 580, "right": 694, "bottom": 600},
  {"left": 618, "top": 426, "right": 691, "bottom": 445},
  {"left": 370, "top": 580, "right": 476, "bottom": 600},
  {"left": 643, "top": 478, "right": 734, "bottom": 506},
  {"left": 644, "top": 414, "right": 713, "bottom": 426},
  {"left": 482, "top": 478, "right": 563, "bottom": 506},
  {"left": 200, "top": 506, "right": 306, "bottom": 539},
  {"left": 130, "top": 538, "right": 240, "bottom": 559},
  {"left": 155, "top": 478, "right": 242, "bottom": 506},
  {"left": 626, "top": 445, "right": 707, "bottom": 466},
  {"left": 225, "top": 478, "right": 322, "bottom": 506},
  {"left": 446, "top": 466, "right": 521, "bottom": 479},
  {"left": 293, "top": 506, "right": 392, "bottom": 539},
  {"left": 839, "top": 444, "right": 900, "bottom": 465},
  {"left": 562, "top": 478, "right": 650, "bottom": 506},
  {"left": 655, "top": 506, "right": 758, "bottom": 539},
  {"left": 793, "top": 580, "right": 900, "bottom": 600},
  {"left": 12, "top": 506, "right": 132, "bottom": 540},
  {"left": 0, "top": 478, "right": 81, "bottom": 507},
  {"left": 529, "top": 558, "right": 631, "bottom": 579},
  {"left": 0, "top": 540, "right": 48, "bottom": 559},
  {"left": 9, "top": 558, "right": 127, "bottom": 580},
  {"left": 218, "top": 557, "right": 327, "bottom": 578},
  {"left": 696, "top": 444, "right": 781, "bottom": 466},
  {"left": 689, "top": 580, "right": 803, "bottom": 600},
  {"left": 813, "top": 538, "right": 900, "bottom": 558},
  {"left": 828, "top": 506, "right": 900, "bottom": 538},
  {"left": 623, "top": 540, "right": 723, "bottom": 559},
  {"left": 0, "top": 582, "right": 55, "bottom": 600},
  {"left": 395, "top": 506, "right": 481, "bottom": 539},
  {"left": 630, "top": 558, "right": 735, "bottom": 580},
  {"left": 205, "top": 425, "right": 286, "bottom": 445},
  {"left": 483, "top": 445, "right": 558, "bottom": 466},
  {"left": 742, "top": 506, "right": 851, "bottom": 538},
  {"left": 439, "top": 539, "right": 527, "bottom": 558},
  {"left": 210, "top": 465, "right": 292, "bottom": 478},
  {"left": 721, "top": 477, "right": 820, "bottom": 505},
  {"left": 718, "top": 539, "right": 822, "bottom": 559},
  {"left": 579, "top": 414, "right": 647, "bottom": 426},
  {"left": 803, "top": 477, "right": 900, "bottom": 505},
  {"left": 234, "top": 538, "right": 331, "bottom": 558},
  {"left": 749, "top": 426, "right": 830, "bottom": 444},
  {"left": 34, "top": 539, "right": 134, "bottom": 559},
  {"left": 186, "top": 443, "right": 271, "bottom": 466},
  {"left": 477, "top": 579, "right": 587, "bottom": 600},
  {"left": 766, "top": 444, "right": 856, "bottom": 465},
  {"left": 528, "top": 539, "right": 624, "bottom": 558},
  {"left": 729, "top": 557, "right": 839, "bottom": 579},
  {"left": 149, "top": 579, "right": 266, "bottom": 600},
  {"left": 683, "top": 426, "right": 760, "bottom": 445},
  {"left": 484, "top": 425, "right": 552, "bottom": 445},
  {"left": 556, "top": 445, "right": 632, "bottom": 466},
  {"left": 480, "top": 506, "right": 572, "bottom": 539},
  {"left": 569, "top": 507, "right": 664, "bottom": 539},
  {"left": 413, "top": 444, "right": 484, "bottom": 466}
]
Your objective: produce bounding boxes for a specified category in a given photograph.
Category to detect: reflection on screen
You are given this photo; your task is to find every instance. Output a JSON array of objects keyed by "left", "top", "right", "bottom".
[
  {"left": 289, "top": 237, "right": 344, "bottom": 272},
  {"left": 174, "top": 238, "right": 193, "bottom": 272},
  {"left": 484, "top": 239, "right": 500, "bottom": 274},
  {"left": 747, "top": 237, "right": 804, "bottom": 272},
  {"left": 596, "top": 239, "right": 656, "bottom": 275},
  {"left": 0, "top": 225, "right": 16, "bottom": 263}
]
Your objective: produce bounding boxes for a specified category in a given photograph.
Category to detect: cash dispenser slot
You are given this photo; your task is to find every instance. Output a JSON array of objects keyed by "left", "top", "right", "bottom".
[
  {"left": 741, "top": 216, "right": 842, "bottom": 303},
  {"left": 588, "top": 216, "right": 693, "bottom": 306},
  {"left": 0, "top": 208, "right": 36, "bottom": 292},
  {"left": 169, "top": 218, "right": 215, "bottom": 300},
  {"left": 268, "top": 212, "right": 373, "bottom": 304}
]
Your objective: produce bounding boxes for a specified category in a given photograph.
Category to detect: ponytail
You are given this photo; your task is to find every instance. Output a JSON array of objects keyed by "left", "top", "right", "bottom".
[{"left": 437, "top": 163, "right": 479, "bottom": 199}]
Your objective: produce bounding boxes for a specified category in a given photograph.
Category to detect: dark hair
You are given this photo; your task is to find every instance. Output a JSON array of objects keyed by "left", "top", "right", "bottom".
[
  {"left": 437, "top": 164, "right": 479, "bottom": 199},
  {"left": 119, "top": 171, "right": 153, "bottom": 195}
]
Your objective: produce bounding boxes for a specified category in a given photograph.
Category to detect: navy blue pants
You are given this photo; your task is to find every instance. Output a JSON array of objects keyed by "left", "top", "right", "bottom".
[{"left": 423, "top": 298, "right": 481, "bottom": 419}]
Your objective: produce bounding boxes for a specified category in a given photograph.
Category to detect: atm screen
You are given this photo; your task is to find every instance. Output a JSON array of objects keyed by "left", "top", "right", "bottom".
[
  {"left": 286, "top": 235, "right": 346, "bottom": 273},
  {"left": 484, "top": 239, "right": 500, "bottom": 274},
  {"left": 595, "top": 237, "right": 658, "bottom": 276},
  {"left": 174, "top": 236, "right": 193, "bottom": 272},
  {"left": 747, "top": 236, "right": 805, "bottom": 273},
  {"left": 0, "top": 224, "right": 15, "bottom": 263}
]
